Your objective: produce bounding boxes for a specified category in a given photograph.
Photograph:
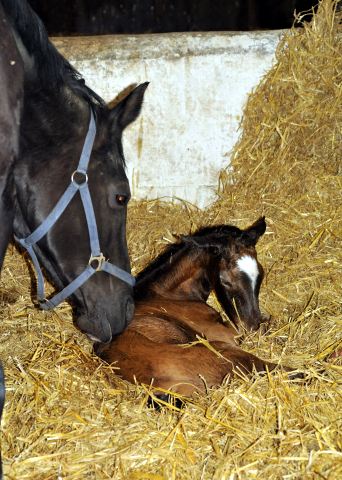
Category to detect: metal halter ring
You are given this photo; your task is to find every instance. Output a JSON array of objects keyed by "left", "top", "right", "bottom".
[
  {"left": 71, "top": 170, "right": 88, "bottom": 184},
  {"left": 89, "top": 252, "right": 106, "bottom": 271}
]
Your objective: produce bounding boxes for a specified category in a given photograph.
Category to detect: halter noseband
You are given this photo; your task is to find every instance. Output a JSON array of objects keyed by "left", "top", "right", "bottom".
[{"left": 15, "top": 109, "right": 135, "bottom": 311}]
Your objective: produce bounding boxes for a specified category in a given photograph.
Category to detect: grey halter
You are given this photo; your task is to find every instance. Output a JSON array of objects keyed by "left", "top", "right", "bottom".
[{"left": 15, "top": 109, "right": 135, "bottom": 311}]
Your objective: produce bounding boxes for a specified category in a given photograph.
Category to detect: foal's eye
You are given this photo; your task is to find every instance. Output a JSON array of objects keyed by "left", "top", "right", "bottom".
[
  {"left": 116, "top": 194, "right": 128, "bottom": 206},
  {"left": 222, "top": 279, "right": 233, "bottom": 288}
]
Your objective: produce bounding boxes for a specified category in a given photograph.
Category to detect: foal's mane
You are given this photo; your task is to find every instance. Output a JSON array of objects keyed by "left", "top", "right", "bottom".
[
  {"left": 2, "top": 0, "right": 105, "bottom": 109},
  {"left": 135, "top": 224, "right": 244, "bottom": 284},
  {"left": 135, "top": 242, "right": 188, "bottom": 284},
  {"left": 193, "top": 224, "right": 243, "bottom": 239}
]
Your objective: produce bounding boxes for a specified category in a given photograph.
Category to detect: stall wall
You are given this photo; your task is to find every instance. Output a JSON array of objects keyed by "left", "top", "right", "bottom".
[{"left": 52, "top": 31, "right": 282, "bottom": 209}]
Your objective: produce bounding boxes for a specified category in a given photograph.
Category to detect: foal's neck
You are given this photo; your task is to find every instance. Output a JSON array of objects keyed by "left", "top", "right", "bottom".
[{"left": 135, "top": 246, "right": 214, "bottom": 302}]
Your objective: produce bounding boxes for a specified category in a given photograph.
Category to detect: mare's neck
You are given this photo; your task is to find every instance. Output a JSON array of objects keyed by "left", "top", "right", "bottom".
[
  {"left": 135, "top": 246, "right": 214, "bottom": 303},
  {"left": 21, "top": 83, "right": 90, "bottom": 166}
]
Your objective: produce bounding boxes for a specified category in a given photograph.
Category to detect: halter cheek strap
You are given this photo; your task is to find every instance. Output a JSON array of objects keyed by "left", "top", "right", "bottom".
[{"left": 14, "top": 109, "right": 135, "bottom": 311}]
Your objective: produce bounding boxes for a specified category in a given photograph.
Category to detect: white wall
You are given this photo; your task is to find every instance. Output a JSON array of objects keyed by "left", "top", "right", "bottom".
[{"left": 52, "top": 31, "right": 282, "bottom": 209}]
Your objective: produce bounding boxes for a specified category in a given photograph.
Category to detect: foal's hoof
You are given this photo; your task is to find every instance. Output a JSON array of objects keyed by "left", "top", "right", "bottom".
[
  {"left": 288, "top": 370, "right": 305, "bottom": 380},
  {"left": 147, "top": 394, "right": 185, "bottom": 410},
  {"left": 282, "top": 366, "right": 305, "bottom": 380}
]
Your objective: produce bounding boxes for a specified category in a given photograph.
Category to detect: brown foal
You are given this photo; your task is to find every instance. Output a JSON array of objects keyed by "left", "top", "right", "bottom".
[{"left": 97, "top": 218, "right": 297, "bottom": 396}]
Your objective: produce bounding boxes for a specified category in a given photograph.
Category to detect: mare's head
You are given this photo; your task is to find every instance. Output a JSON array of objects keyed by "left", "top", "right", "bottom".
[
  {"left": 180, "top": 217, "right": 267, "bottom": 332},
  {"left": 5, "top": 0, "right": 148, "bottom": 342}
]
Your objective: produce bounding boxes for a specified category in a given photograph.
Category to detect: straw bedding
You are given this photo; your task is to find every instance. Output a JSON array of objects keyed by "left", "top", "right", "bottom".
[{"left": 1, "top": 1, "right": 342, "bottom": 478}]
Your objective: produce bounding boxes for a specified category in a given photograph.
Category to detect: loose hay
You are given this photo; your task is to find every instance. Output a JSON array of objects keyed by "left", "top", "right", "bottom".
[{"left": 2, "top": 1, "right": 342, "bottom": 478}]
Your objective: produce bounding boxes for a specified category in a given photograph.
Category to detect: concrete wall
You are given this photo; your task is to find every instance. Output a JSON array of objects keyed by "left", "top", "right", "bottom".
[{"left": 52, "top": 31, "right": 283, "bottom": 209}]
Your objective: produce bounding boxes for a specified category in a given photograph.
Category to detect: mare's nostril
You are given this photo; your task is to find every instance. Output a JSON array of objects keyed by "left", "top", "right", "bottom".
[
  {"left": 125, "top": 297, "right": 135, "bottom": 325},
  {"left": 77, "top": 312, "right": 112, "bottom": 343}
]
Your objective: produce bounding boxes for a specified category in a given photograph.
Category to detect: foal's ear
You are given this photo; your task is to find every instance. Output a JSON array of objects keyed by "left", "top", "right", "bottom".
[
  {"left": 110, "top": 82, "right": 149, "bottom": 134},
  {"left": 242, "top": 217, "right": 266, "bottom": 247}
]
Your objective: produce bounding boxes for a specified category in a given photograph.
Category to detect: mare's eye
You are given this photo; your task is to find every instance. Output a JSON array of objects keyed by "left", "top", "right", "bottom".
[
  {"left": 116, "top": 194, "right": 128, "bottom": 206},
  {"left": 222, "top": 279, "right": 233, "bottom": 288}
]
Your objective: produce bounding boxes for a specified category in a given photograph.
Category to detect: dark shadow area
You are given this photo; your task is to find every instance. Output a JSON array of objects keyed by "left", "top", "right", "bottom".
[
  {"left": 13, "top": 238, "right": 59, "bottom": 308},
  {"left": 28, "top": 0, "right": 322, "bottom": 36},
  {"left": 7, "top": 237, "right": 77, "bottom": 316},
  {"left": 11, "top": 237, "right": 80, "bottom": 332}
]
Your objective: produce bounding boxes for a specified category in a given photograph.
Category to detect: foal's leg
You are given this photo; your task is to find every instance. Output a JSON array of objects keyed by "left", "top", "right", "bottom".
[
  {"left": 97, "top": 332, "right": 290, "bottom": 397},
  {"left": 205, "top": 342, "right": 303, "bottom": 382}
]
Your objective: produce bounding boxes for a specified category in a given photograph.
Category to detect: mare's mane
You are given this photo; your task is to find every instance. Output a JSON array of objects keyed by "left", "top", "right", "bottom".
[
  {"left": 135, "top": 224, "right": 244, "bottom": 284},
  {"left": 1, "top": 0, "right": 105, "bottom": 109}
]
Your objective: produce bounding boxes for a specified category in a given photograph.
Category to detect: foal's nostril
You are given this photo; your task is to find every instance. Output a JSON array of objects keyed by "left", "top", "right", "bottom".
[{"left": 125, "top": 296, "right": 135, "bottom": 325}]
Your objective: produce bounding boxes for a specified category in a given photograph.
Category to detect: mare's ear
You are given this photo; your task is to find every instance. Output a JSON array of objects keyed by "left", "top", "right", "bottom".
[
  {"left": 110, "top": 82, "right": 149, "bottom": 134},
  {"left": 242, "top": 217, "right": 266, "bottom": 247}
]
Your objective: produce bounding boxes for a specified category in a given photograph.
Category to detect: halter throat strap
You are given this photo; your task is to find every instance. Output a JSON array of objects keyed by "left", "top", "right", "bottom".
[{"left": 15, "top": 109, "right": 135, "bottom": 311}]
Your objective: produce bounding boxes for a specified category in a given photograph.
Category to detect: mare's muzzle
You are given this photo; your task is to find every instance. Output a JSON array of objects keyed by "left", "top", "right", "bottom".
[
  {"left": 77, "top": 294, "right": 135, "bottom": 343},
  {"left": 77, "top": 311, "right": 112, "bottom": 344}
]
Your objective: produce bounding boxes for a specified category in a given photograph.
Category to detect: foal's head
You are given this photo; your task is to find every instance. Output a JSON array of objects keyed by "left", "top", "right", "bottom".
[{"left": 180, "top": 217, "right": 266, "bottom": 332}]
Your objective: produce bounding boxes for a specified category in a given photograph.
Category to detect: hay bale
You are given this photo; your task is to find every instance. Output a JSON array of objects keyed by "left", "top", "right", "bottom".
[{"left": 1, "top": 1, "right": 342, "bottom": 478}]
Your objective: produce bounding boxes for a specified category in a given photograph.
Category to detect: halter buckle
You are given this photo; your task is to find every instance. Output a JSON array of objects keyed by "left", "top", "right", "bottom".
[
  {"left": 39, "top": 298, "right": 55, "bottom": 311},
  {"left": 89, "top": 252, "right": 106, "bottom": 271}
]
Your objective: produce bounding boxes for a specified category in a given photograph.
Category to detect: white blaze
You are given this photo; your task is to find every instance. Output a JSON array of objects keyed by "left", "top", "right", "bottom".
[{"left": 236, "top": 255, "right": 259, "bottom": 290}]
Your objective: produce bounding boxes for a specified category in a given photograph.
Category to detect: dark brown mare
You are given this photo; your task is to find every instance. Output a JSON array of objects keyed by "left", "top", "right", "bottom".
[
  {"left": 0, "top": 0, "right": 148, "bottom": 344},
  {"left": 97, "top": 218, "right": 297, "bottom": 397},
  {"left": 0, "top": 1, "right": 146, "bottom": 473}
]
